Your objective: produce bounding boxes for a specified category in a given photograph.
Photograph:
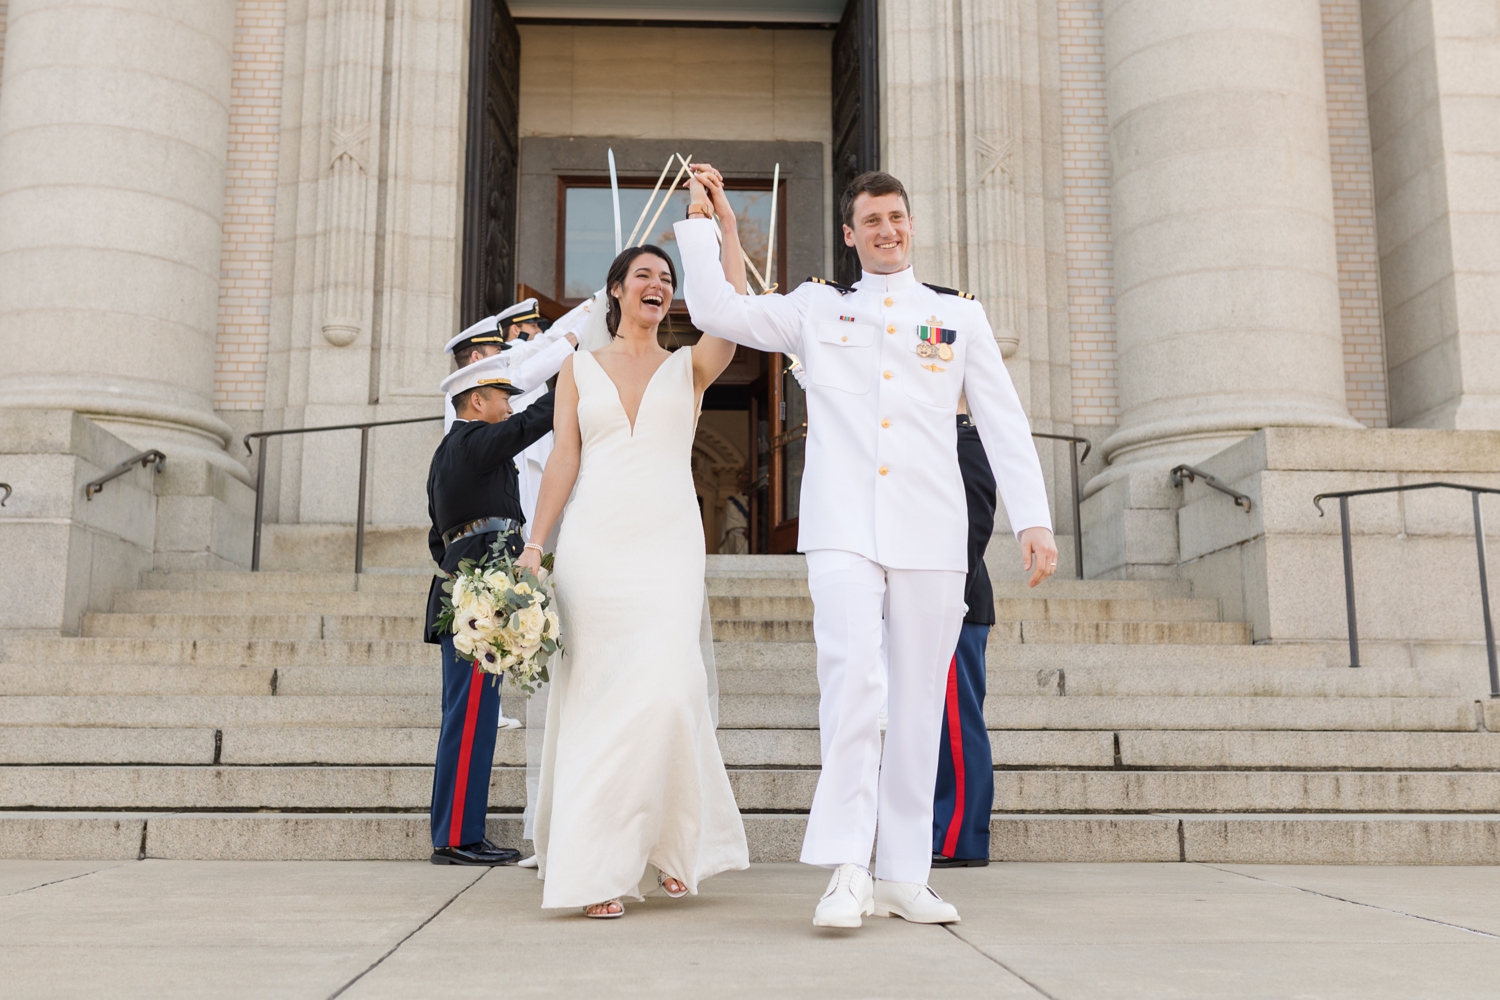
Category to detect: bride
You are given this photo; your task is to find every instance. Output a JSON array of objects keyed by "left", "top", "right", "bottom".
[{"left": 518, "top": 176, "right": 752, "bottom": 918}]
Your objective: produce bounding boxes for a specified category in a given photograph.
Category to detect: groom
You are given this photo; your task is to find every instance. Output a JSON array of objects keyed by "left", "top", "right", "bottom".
[{"left": 676, "top": 168, "right": 1057, "bottom": 927}]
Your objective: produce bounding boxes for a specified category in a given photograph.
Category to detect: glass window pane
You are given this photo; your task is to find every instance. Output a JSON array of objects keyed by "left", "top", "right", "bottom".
[{"left": 564, "top": 185, "right": 778, "bottom": 300}]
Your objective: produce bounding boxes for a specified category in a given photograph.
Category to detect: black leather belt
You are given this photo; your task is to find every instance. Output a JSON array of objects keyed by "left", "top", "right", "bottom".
[{"left": 441, "top": 516, "right": 521, "bottom": 549}]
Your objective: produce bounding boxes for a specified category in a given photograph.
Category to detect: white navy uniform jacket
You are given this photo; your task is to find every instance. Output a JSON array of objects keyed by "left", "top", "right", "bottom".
[{"left": 675, "top": 218, "right": 1051, "bottom": 573}]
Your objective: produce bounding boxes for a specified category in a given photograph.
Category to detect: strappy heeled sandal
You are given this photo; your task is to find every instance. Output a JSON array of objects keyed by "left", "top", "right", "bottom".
[
  {"left": 658, "top": 872, "right": 688, "bottom": 899},
  {"left": 584, "top": 899, "right": 623, "bottom": 919}
]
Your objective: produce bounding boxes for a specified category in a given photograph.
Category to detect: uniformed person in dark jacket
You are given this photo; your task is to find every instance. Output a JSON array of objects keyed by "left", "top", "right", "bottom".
[
  {"left": 426, "top": 354, "right": 556, "bottom": 865},
  {"left": 932, "top": 410, "right": 998, "bottom": 867}
]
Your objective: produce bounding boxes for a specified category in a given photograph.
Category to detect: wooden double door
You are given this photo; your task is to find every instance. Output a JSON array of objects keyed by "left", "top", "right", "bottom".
[{"left": 462, "top": 0, "right": 880, "bottom": 553}]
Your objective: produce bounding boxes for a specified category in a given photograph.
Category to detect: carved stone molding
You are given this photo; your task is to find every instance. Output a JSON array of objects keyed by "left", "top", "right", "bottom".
[
  {"left": 881, "top": 0, "right": 1037, "bottom": 360},
  {"left": 317, "top": 0, "right": 384, "bottom": 347}
]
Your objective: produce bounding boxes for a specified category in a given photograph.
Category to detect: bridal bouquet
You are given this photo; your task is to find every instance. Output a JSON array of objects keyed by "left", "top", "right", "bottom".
[{"left": 436, "top": 540, "right": 561, "bottom": 695}]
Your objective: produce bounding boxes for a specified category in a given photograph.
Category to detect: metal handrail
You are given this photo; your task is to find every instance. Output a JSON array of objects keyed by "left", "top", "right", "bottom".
[
  {"left": 1172, "top": 464, "right": 1252, "bottom": 511},
  {"left": 1032, "top": 432, "right": 1092, "bottom": 580},
  {"left": 85, "top": 450, "right": 165, "bottom": 500},
  {"left": 1313, "top": 482, "right": 1500, "bottom": 693},
  {"left": 0, "top": 483, "right": 10, "bottom": 506},
  {"left": 243, "top": 415, "right": 443, "bottom": 573}
]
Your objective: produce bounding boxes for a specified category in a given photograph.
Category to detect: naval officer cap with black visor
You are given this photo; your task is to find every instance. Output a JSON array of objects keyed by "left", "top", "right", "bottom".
[
  {"left": 439, "top": 353, "right": 526, "bottom": 401},
  {"left": 441, "top": 298, "right": 545, "bottom": 357}
]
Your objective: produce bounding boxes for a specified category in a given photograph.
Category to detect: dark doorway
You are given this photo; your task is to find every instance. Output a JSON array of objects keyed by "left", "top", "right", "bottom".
[
  {"left": 831, "top": 0, "right": 880, "bottom": 286},
  {"left": 461, "top": 0, "right": 521, "bottom": 327}
]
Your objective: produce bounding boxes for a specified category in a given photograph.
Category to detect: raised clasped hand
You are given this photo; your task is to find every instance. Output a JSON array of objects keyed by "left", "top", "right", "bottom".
[
  {"left": 686, "top": 163, "right": 733, "bottom": 225},
  {"left": 1020, "top": 526, "right": 1059, "bottom": 588}
]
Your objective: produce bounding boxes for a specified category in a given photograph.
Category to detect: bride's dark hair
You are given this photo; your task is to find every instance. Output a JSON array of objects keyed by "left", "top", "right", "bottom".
[{"left": 605, "top": 245, "right": 677, "bottom": 337}]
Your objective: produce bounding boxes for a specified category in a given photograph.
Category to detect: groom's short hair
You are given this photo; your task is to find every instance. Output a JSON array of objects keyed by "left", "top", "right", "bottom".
[{"left": 841, "top": 171, "right": 911, "bottom": 228}]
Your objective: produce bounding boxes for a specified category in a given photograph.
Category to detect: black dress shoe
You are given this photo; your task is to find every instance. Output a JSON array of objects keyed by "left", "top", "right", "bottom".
[
  {"left": 481, "top": 839, "right": 523, "bottom": 863},
  {"left": 430, "top": 843, "right": 520, "bottom": 866},
  {"left": 931, "top": 853, "right": 990, "bottom": 868}
]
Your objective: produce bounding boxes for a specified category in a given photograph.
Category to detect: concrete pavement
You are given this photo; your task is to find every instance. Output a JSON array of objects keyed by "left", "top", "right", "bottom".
[{"left": 1, "top": 861, "right": 1497, "bottom": 998}]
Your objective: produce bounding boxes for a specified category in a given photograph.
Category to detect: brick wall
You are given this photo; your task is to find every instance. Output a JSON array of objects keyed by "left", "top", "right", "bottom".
[
  {"left": 1058, "top": 0, "right": 1117, "bottom": 426},
  {"left": 1322, "top": 0, "right": 1388, "bottom": 427},
  {"left": 213, "top": 0, "right": 286, "bottom": 411}
]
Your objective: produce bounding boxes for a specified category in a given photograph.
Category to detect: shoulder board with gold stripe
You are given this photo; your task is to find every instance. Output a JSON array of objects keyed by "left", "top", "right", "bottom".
[
  {"left": 804, "top": 276, "right": 856, "bottom": 295},
  {"left": 922, "top": 282, "right": 975, "bottom": 300}
]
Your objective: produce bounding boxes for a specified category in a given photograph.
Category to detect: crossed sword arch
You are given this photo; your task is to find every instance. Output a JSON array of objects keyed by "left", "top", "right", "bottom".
[{"left": 607, "top": 150, "right": 780, "bottom": 296}]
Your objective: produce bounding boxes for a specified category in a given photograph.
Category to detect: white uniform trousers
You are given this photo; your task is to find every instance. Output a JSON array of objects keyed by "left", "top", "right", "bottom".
[{"left": 800, "top": 549, "right": 965, "bottom": 885}]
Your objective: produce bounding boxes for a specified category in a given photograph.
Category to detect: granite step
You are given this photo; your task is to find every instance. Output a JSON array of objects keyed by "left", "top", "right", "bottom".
[
  {"left": 707, "top": 595, "right": 1222, "bottom": 623},
  {"left": 981, "top": 696, "right": 1482, "bottom": 732},
  {"left": 0, "top": 765, "right": 815, "bottom": 812},
  {"left": 0, "top": 637, "right": 438, "bottom": 668},
  {"left": 1116, "top": 730, "right": 1500, "bottom": 770},
  {"left": 114, "top": 590, "right": 429, "bottom": 616},
  {"left": 141, "top": 571, "right": 429, "bottom": 594},
  {"left": 714, "top": 693, "right": 1484, "bottom": 731},
  {"left": 140, "top": 568, "right": 1194, "bottom": 601},
  {"left": 6, "top": 811, "right": 1499, "bottom": 864},
  {"left": 711, "top": 619, "right": 1251, "bottom": 645},
  {"left": 13, "top": 727, "right": 1500, "bottom": 771},
  {"left": 0, "top": 695, "right": 437, "bottom": 728},
  {"left": 81, "top": 613, "right": 426, "bottom": 641},
  {"left": 6, "top": 764, "right": 1500, "bottom": 814},
  {"left": 2, "top": 688, "right": 1482, "bottom": 732}
]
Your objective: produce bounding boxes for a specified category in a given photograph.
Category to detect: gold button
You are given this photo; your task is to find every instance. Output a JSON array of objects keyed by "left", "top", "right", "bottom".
[
  {"left": 881, "top": 419, "right": 890, "bottom": 428},
  {"left": 886, "top": 325, "right": 896, "bottom": 334},
  {"left": 884, "top": 297, "right": 894, "bottom": 307},
  {"left": 883, "top": 370, "right": 892, "bottom": 380},
  {"left": 841, "top": 335, "right": 848, "bottom": 342},
  {"left": 878, "top": 466, "right": 889, "bottom": 476}
]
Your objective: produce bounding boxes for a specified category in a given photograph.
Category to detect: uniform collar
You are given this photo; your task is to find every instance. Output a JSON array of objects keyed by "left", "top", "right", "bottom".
[{"left": 856, "top": 266, "right": 918, "bottom": 293}]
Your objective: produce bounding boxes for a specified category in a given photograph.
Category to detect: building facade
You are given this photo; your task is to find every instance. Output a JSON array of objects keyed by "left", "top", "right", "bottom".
[{"left": 2, "top": 0, "right": 1499, "bottom": 644}]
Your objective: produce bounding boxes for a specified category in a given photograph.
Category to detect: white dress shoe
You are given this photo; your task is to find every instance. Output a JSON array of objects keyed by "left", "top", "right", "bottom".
[
  {"left": 517, "top": 855, "right": 538, "bottom": 869},
  {"left": 873, "top": 880, "right": 961, "bottom": 924},
  {"left": 813, "top": 863, "right": 874, "bottom": 928},
  {"left": 497, "top": 715, "right": 522, "bottom": 730}
]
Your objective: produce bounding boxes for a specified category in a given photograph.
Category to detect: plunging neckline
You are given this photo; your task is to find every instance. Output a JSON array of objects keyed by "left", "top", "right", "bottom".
[{"left": 587, "top": 347, "right": 684, "bottom": 436}]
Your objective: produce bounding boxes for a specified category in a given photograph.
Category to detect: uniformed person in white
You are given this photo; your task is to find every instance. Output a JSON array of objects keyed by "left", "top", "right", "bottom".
[
  {"left": 675, "top": 167, "right": 1059, "bottom": 929},
  {"left": 441, "top": 298, "right": 583, "bottom": 436}
]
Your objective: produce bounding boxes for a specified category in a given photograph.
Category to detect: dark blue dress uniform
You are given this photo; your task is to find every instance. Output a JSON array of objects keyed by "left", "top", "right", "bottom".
[
  {"left": 424, "top": 392, "right": 555, "bottom": 854},
  {"left": 932, "top": 413, "right": 997, "bottom": 865}
]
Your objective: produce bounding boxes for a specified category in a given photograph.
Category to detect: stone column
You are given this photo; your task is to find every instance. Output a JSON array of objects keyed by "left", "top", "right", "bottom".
[
  {"left": 1096, "top": 0, "right": 1360, "bottom": 484},
  {"left": 0, "top": 0, "right": 243, "bottom": 480},
  {"left": 1363, "top": 0, "right": 1500, "bottom": 430},
  {"left": 882, "top": 0, "right": 1075, "bottom": 547}
]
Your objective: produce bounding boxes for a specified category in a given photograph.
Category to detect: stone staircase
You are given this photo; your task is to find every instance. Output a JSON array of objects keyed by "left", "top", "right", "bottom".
[{"left": 2, "top": 555, "right": 1498, "bottom": 862}]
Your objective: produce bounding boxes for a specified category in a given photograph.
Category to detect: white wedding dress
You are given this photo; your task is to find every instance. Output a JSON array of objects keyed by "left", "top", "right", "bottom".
[{"left": 532, "top": 346, "right": 748, "bottom": 908}]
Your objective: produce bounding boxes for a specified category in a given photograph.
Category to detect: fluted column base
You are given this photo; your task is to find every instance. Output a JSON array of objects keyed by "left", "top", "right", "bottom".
[{"left": 0, "top": 375, "right": 248, "bottom": 485}]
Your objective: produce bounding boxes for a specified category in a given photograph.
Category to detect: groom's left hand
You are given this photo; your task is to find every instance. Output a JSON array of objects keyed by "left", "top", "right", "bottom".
[{"left": 1020, "top": 526, "right": 1059, "bottom": 588}]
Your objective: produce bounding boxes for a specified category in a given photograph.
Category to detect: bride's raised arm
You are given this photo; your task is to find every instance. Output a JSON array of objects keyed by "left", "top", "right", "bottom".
[
  {"left": 685, "top": 166, "right": 745, "bottom": 395},
  {"left": 517, "top": 356, "right": 580, "bottom": 572}
]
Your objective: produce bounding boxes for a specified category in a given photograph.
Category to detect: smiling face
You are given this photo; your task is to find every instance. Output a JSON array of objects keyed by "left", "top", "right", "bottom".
[
  {"left": 610, "top": 251, "right": 675, "bottom": 334},
  {"left": 842, "top": 191, "right": 914, "bottom": 275}
]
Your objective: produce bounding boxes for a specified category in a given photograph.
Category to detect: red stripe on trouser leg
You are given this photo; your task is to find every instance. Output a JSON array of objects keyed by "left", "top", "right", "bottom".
[
  {"left": 447, "top": 661, "right": 485, "bottom": 847},
  {"left": 940, "top": 653, "right": 966, "bottom": 859}
]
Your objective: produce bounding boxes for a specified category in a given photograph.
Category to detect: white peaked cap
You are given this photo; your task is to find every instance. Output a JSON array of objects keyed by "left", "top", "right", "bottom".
[
  {"left": 496, "top": 297, "right": 542, "bottom": 325},
  {"left": 439, "top": 353, "right": 521, "bottom": 397},
  {"left": 443, "top": 315, "right": 506, "bottom": 355},
  {"left": 441, "top": 298, "right": 543, "bottom": 354}
]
